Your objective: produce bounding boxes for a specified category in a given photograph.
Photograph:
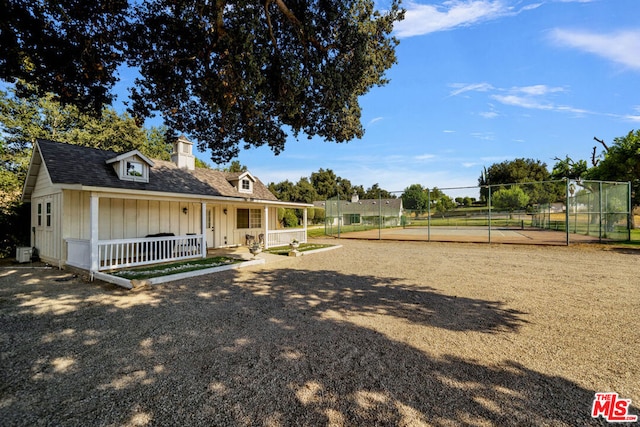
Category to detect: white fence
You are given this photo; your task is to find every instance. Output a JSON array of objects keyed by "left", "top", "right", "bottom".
[
  {"left": 266, "top": 229, "right": 307, "bottom": 248},
  {"left": 67, "top": 229, "right": 307, "bottom": 272},
  {"left": 97, "top": 234, "right": 204, "bottom": 271}
]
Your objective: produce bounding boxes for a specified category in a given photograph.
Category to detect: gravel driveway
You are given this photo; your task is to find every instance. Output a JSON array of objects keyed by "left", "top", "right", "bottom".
[{"left": 1, "top": 239, "right": 638, "bottom": 426}]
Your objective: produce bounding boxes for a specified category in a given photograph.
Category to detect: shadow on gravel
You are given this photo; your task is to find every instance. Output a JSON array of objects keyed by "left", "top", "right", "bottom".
[{"left": 0, "top": 266, "right": 633, "bottom": 426}]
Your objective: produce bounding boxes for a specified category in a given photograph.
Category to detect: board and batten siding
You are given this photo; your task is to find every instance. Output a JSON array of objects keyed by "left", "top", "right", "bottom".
[
  {"left": 31, "top": 163, "right": 64, "bottom": 266},
  {"left": 63, "top": 190, "right": 90, "bottom": 240},
  {"left": 98, "top": 198, "right": 202, "bottom": 239},
  {"left": 62, "top": 191, "right": 203, "bottom": 241}
]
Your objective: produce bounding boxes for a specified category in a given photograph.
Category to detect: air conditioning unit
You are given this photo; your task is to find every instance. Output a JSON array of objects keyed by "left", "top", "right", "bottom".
[{"left": 16, "top": 247, "right": 32, "bottom": 263}]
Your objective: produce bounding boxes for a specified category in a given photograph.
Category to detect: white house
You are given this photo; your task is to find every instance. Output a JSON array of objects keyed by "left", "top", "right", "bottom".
[{"left": 21, "top": 137, "right": 311, "bottom": 273}]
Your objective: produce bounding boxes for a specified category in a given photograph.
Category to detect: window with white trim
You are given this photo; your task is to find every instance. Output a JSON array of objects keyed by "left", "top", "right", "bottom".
[
  {"left": 45, "top": 202, "right": 52, "bottom": 228},
  {"left": 126, "top": 161, "right": 143, "bottom": 177},
  {"left": 236, "top": 208, "right": 262, "bottom": 229},
  {"left": 238, "top": 178, "right": 253, "bottom": 194},
  {"left": 37, "top": 203, "right": 42, "bottom": 227},
  {"left": 249, "top": 209, "right": 261, "bottom": 228}
]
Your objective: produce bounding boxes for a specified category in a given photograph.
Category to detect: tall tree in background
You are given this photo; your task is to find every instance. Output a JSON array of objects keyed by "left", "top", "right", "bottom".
[
  {"left": 364, "top": 183, "right": 396, "bottom": 199},
  {"left": 401, "top": 184, "right": 428, "bottom": 214},
  {"left": 270, "top": 171, "right": 391, "bottom": 203},
  {"left": 550, "top": 156, "right": 588, "bottom": 181},
  {"left": 268, "top": 180, "right": 296, "bottom": 202},
  {"left": 0, "top": 88, "right": 169, "bottom": 255},
  {"left": 292, "top": 178, "right": 318, "bottom": 204},
  {"left": 478, "top": 158, "right": 558, "bottom": 204},
  {"left": 2, "top": 0, "right": 404, "bottom": 163},
  {"left": 492, "top": 186, "right": 530, "bottom": 216},
  {"left": 428, "top": 187, "right": 456, "bottom": 217},
  {"left": 310, "top": 168, "right": 339, "bottom": 199},
  {"left": 587, "top": 130, "right": 640, "bottom": 227},
  {"left": 223, "top": 161, "right": 248, "bottom": 173}
]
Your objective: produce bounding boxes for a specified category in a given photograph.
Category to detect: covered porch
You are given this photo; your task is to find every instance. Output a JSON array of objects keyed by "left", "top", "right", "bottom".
[{"left": 64, "top": 191, "right": 310, "bottom": 273}]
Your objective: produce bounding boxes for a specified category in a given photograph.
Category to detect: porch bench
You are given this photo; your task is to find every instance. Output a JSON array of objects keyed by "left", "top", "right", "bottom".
[
  {"left": 143, "top": 233, "right": 176, "bottom": 260},
  {"left": 177, "top": 233, "right": 201, "bottom": 256}
]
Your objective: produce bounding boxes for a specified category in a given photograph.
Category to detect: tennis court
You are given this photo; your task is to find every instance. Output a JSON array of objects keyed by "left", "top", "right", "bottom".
[
  {"left": 322, "top": 180, "right": 631, "bottom": 246},
  {"left": 336, "top": 225, "right": 602, "bottom": 245}
]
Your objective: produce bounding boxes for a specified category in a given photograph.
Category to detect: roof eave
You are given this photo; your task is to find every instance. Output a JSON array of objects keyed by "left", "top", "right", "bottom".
[
  {"left": 21, "top": 141, "right": 43, "bottom": 203},
  {"left": 68, "top": 185, "right": 307, "bottom": 206}
]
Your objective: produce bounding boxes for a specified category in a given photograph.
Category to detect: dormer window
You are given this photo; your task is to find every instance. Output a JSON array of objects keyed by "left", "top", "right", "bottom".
[
  {"left": 106, "top": 150, "right": 154, "bottom": 183},
  {"left": 126, "top": 161, "right": 143, "bottom": 177},
  {"left": 230, "top": 171, "right": 256, "bottom": 194},
  {"left": 238, "top": 176, "right": 253, "bottom": 194}
]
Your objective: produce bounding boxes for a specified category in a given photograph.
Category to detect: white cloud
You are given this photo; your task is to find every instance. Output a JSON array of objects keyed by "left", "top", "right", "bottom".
[
  {"left": 449, "top": 82, "right": 494, "bottom": 96},
  {"left": 491, "top": 94, "right": 554, "bottom": 110},
  {"left": 479, "top": 111, "right": 499, "bottom": 118},
  {"left": 471, "top": 132, "right": 495, "bottom": 140},
  {"left": 450, "top": 81, "right": 640, "bottom": 122},
  {"left": 415, "top": 154, "right": 437, "bottom": 160},
  {"left": 549, "top": 29, "right": 640, "bottom": 71},
  {"left": 513, "top": 85, "right": 565, "bottom": 96},
  {"left": 395, "top": 0, "right": 511, "bottom": 38},
  {"left": 368, "top": 117, "right": 384, "bottom": 125}
]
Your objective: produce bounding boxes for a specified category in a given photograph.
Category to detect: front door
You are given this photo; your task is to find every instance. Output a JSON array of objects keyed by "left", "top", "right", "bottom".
[{"left": 206, "top": 207, "right": 215, "bottom": 248}]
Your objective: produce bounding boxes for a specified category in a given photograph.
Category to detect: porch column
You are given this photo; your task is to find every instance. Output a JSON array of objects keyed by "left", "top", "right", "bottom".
[
  {"left": 89, "top": 193, "right": 99, "bottom": 272},
  {"left": 303, "top": 207, "right": 308, "bottom": 243},
  {"left": 264, "top": 205, "right": 269, "bottom": 249},
  {"left": 201, "top": 202, "right": 207, "bottom": 258}
]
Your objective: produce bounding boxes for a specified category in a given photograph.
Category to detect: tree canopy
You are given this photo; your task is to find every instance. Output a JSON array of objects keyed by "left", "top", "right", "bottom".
[
  {"left": 0, "top": 88, "right": 171, "bottom": 255},
  {"left": 586, "top": 129, "right": 640, "bottom": 211},
  {"left": 550, "top": 156, "right": 588, "bottom": 181},
  {"left": 0, "top": 0, "right": 129, "bottom": 113},
  {"left": 401, "top": 184, "right": 428, "bottom": 214},
  {"left": 491, "top": 186, "right": 530, "bottom": 213},
  {"left": 1, "top": 0, "right": 404, "bottom": 162},
  {"left": 478, "top": 158, "right": 558, "bottom": 204}
]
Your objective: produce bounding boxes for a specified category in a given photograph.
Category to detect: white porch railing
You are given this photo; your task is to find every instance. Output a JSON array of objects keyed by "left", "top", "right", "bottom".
[
  {"left": 97, "top": 234, "right": 204, "bottom": 271},
  {"left": 266, "top": 228, "right": 307, "bottom": 248}
]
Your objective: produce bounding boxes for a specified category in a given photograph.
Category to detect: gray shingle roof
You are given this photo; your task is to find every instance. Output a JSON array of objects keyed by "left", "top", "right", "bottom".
[
  {"left": 314, "top": 199, "right": 403, "bottom": 215},
  {"left": 36, "top": 139, "right": 278, "bottom": 201}
]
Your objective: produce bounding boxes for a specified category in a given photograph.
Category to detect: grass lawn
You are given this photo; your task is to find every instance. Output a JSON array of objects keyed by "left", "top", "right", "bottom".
[
  {"left": 111, "top": 256, "right": 242, "bottom": 280},
  {"left": 265, "top": 242, "right": 335, "bottom": 256}
]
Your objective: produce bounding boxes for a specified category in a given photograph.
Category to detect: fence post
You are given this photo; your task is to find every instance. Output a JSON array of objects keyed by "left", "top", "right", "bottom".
[
  {"left": 565, "top": 178, "right": 570, "bottom": 246},
  {"left": 598, "top": 181, "right": 603, "bottom": 242},
  {"left": 378, "top": 190, "right": 382, "bottom": 240},
  {"left": 336, "top": 192, "right": 342, "bottom": 239},
  {"left": 628, "top": 181, "right": 632, "bottom": 242},
  {"left": 488, "top": 186, "right": 492, "bottom": 244},
  {"left": 427, "top": 189, "right": 431, "bottom": 242}
]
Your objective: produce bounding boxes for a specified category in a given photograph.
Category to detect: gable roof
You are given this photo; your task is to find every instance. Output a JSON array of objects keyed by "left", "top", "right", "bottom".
[
  {"left": 314, "top": 198, "right": 403, "bottom": 215},
  {"left": 105, "top": 149, "right": 155, "bottom": 167},
  {"left": 23, "top": 139, "right": 278, "bottom": 202},
  {"left": 226, "top": 171, "right": 256, "bottom": 183}
]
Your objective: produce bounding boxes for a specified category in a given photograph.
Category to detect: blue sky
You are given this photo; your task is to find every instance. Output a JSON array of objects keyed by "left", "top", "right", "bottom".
[{"left": 127, "top": 0, "right": 640, "bottom": 197}]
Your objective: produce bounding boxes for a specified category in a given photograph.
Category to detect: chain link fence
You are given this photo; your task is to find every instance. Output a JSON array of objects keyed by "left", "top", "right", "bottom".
[{"left": 320, "top": 180, "right": 631, "bottom": 245}]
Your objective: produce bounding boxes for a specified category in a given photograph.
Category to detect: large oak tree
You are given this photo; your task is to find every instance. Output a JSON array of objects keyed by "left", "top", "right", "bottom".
[{"left": 1, "top": 0, "right": 403, "bottom": 162}]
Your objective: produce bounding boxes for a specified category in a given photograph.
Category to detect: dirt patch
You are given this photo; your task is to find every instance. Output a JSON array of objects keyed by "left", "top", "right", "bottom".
[{"left": 1, "top": 239, "right": 638, "bottom": 426}]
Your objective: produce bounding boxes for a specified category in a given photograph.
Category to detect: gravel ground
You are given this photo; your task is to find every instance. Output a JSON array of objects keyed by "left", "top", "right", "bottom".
[{"left": 1, "top": 239, "right": 638, "bottom": 426}]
